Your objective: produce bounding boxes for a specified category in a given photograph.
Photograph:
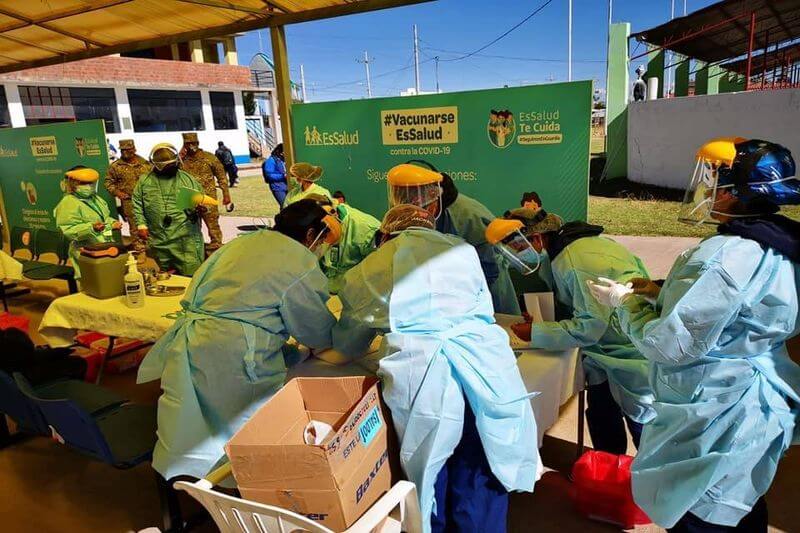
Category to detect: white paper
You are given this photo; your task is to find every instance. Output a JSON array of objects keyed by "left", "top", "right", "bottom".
[
  {"left": 524, "top": 292, "right": 555, "bottom": 322},
  {"left": 303, "top": 420, "right": 333, "bottom": 445}
]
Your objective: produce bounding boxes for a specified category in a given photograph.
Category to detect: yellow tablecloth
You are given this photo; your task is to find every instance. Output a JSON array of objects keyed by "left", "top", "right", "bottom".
[
  {"left": 1, "top": 250, "right": 23, "bottom": 280},
  {"left": 38, "top": 275, "right": 191, "bottom": 347}
]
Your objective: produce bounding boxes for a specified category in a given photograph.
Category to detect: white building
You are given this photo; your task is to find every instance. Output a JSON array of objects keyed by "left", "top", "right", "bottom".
[{"left": 0, "top": 37, "right": 255, "bottom": 163}]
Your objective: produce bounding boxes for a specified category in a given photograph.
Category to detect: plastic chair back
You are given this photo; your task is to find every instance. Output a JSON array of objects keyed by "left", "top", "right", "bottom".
[
  {"left": 26, "top": 391, "right": 115, "bottom": 464},
  {"left": 174, "top": 477, "right": 422, "bottom": 533},
  {"left": 34, "top": 229, "right": 70, "bottom": 264},
  {"left": 0, "top": 370, "right": 48, "bottom": 435},
  {"left": 10, "top": 227, "right": 35, "bottom": 259}
]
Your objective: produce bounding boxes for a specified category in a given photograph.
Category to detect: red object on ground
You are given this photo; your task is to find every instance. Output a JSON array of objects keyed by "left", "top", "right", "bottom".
[
  {"left": 571, "top": 450, "right": 651, "bottom": 528},
  {"left": 74, "top": 331, "right": 106, "bottom": 348},
  {"left": 0, "top": 312, "right": 30, "bottom": 334},
  {"left": 71, "top": 347, "right": 104, "bottom": 383}
]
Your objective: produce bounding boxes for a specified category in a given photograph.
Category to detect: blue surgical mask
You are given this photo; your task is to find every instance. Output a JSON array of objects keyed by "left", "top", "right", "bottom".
[
  {"left": 517, "top": 248, "right": 541, "bottom": 270},
  {"left": 74, "top": 184, "right": 95, "bottom": 198}
]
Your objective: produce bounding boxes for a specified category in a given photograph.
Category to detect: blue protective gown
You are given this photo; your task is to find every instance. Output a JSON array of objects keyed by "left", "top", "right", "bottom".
[
  {"left": 617, "top": 234, "right": 800, "bottom": 528},
  {"left": 332, "top": 228, "right": 539, "bottom": 532},
  {"left": 436, "top": 194, "right": 520, "bottom": 314},
  {"left": 531, "top": 235, "right": 655, "bottom": 424},
  {"left": 137, "top": 230, "right": 336, "bottom": 480}
]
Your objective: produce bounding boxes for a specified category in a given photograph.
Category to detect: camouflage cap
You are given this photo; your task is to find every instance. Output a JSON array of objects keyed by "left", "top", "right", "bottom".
[
  {"left": 182, "top": 132, "right": 199, "bottom": 143},
  {"left": 118, "top": 139, "right": 135, "bottom": 150},
  {"left": 506, "top": 207, "right": 563, "bottom": 235}
]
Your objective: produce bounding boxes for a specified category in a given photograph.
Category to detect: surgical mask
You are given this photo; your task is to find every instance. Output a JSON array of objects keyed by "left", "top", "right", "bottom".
[{"left": 74, "top": 184, "right": 95, "bottom": 198}]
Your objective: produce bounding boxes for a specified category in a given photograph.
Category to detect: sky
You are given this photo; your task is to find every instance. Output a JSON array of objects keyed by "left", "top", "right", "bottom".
[{"left": 236, "top": 0, "right": 719, "bottom": 102}]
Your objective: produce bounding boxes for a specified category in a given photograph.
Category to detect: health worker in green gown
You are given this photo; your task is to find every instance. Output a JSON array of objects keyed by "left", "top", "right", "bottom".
[
  {"left": 54, "top": 166, "right": 122, "bottom": 280},
  {"left": 284, "top": 162, "right": 333, "bottom": 206},
  {"left": 138, "top": 199, "right": 341, "bottom": 480},
  {"left": 487, "top": 211, "right": 655, "bottom": 455},
  {"left": 306, "top": 194, "right": 381, "bottom": 294},
  {"left": 132, "top": 143, "right": 205, "bottom": 276},
  {"left": 386, "top": 161, "right": 519, "bottom": 314}
]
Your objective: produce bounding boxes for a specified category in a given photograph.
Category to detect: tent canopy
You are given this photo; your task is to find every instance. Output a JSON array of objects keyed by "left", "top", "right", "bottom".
[
  {"left": 0, "top": 0, "right": 432, "bottom": 74},
  {"left": 632, "top": 0, "right": 800, "bottom": 63}
]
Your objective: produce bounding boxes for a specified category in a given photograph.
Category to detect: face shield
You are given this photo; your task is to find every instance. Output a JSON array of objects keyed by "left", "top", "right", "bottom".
[
  {"left": 387, "top": 163, "right": 444, "bottom": 219},
  {"left": 150, "top": 144, "right": 180, "bottom": 173},
  {"left": 309, "top": 214, "right": 342, "bottom": 259},
  {"left": 486, "top": 219, "right": 541, "bottom": 275}
]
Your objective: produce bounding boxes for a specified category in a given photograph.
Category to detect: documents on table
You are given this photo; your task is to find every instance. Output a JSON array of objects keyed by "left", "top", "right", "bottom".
[{"left": 524, "top": 292, "right": 555, "bottom": 322}]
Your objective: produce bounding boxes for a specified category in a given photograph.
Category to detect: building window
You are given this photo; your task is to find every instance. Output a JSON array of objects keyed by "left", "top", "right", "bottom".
[
  {"left": 18, "top": 86, "right": 120, "bottom": 132},
  {"left": 0, "top": 86, "right": 10, "bottom": 128},
  {"left": 210, "top": 91, "right": 238, "bottom": 130},
  {"left": 128, "top": 89, "right": 204, "bottom": 132}
]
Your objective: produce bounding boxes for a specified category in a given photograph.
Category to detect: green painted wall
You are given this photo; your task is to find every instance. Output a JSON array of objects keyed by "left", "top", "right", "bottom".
[
  {"left": 675, "top": 56, "right": 690, "bottom": 97},
  {"left": 604, "top": 22, "right": 630, "bottom": 179},
  {"left": 696, "top": 62, "right": 722, "bottom": 95},
  {"left": 720, "top": 71, "right": 746, "bottom": 93},
  {"left": 645, "top": 46, "right": 665, "bottom": 99}
]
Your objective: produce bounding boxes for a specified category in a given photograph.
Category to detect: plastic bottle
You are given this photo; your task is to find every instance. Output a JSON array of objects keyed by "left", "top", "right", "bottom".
[{"left": 124, "top": 252, "right": 145, "bottom": 308}]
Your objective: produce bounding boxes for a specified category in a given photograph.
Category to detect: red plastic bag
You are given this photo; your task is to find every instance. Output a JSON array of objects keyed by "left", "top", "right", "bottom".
[{"left": 571, "top": 450, "right": 650, "bottom": 528}]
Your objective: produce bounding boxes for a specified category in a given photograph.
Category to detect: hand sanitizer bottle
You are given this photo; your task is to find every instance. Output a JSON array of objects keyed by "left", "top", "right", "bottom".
[{"left": 124, "top": 252, "right": 145, "bottom": 308}]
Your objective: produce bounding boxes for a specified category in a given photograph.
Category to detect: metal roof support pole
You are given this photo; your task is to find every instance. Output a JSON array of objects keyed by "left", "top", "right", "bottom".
[
  {"left": 761, "top": 29, "right": 770, "bottom": 89},
  {"left": 270, "top": 24, "right": 294, "bottom": 167},
  {"left": 745, "top": 11, "right": 756, "bottom": 90}
]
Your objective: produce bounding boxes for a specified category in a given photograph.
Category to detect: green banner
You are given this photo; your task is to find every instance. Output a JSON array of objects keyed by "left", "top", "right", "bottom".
[
  {"left": 293, "top": 81, "right": 591, "bottom": 222},
  {"left": 0, "top": 120, "right": 115, "bottom": 233}
]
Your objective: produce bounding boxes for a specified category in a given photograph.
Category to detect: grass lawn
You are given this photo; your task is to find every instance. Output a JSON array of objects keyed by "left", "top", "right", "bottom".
[{"left": 225, "top": 174, "right": 800, "bottom": 238}]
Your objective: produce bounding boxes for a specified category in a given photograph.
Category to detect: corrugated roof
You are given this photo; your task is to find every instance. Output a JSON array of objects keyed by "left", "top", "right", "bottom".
[
  {"left": 632, "top": 0, "right": 800, "bottom": 63},
  {"left": 0, "top": 0, "right": 433, "bottom": 73},
  {"left": 722, "top": 39, "right": 800, "bottom": 73}
]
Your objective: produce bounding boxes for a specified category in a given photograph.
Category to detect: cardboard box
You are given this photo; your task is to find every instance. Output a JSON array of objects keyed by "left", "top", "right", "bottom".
[{"left": 226, "top": 376, "right": 397, "bottom": 531}]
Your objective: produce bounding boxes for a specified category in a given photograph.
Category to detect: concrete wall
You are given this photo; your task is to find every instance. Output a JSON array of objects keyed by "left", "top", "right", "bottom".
[{"left": 628, "top": 88, "right": 800, "bottom": 189}]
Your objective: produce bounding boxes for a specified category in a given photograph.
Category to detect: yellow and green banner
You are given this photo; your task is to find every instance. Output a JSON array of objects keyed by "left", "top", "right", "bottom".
[
  {"left": 293, "top": 81, "right": 592, "bottom": 221},
  {"left": 0, "top": 120, "right": 115, "bottom": 232}
]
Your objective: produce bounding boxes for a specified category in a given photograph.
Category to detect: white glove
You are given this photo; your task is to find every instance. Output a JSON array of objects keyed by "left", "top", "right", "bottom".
[{"left": 587, "top": 277, "right": 634, "bottom": 307}]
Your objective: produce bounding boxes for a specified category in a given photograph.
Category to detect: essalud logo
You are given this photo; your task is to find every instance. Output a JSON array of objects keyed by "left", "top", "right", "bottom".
[
  {"left": 487, "top": 109, "right": 516, "bottom": 149},
  {"left": 303, "top": 125, "right": 359, "bottom": 146}
]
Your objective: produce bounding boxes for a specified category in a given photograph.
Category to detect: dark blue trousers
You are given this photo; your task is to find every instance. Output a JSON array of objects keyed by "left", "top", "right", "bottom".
[
  {"left": 269, "top": 183, "right": 287, "bottom": 208},
  {"left": 431, "top": 403, "right": 508, "bottom": 533},
  {"left": 586, "top": 380, "right": 643, "bottom": 454}
]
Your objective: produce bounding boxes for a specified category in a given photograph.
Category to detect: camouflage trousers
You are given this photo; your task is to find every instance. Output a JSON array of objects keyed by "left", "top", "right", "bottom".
[{"left": 201, "top": 205, "right": 223, "bottom": 253}]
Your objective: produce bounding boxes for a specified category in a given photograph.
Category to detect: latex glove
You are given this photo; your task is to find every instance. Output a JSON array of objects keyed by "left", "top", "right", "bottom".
[
  {"left": 222, "top": 194, "right": 232, "bottom": 206},
  {"left": 511, "top": 321, "right": 532, "bottom": 342},
  {"left": 586, "top": 277, "right": 634, "bottom": 307},
  {"left": 112, "top": 221, "right": 123, "bottom": 230},
  {"left": 92, "top": 222, "right": 106, "bottom": 232},
  {"left": 630, "top": 277, "right": 660, "bottom": 300},
  {"left": 137, "top": 228, "right": 150, "bottom": 241}
]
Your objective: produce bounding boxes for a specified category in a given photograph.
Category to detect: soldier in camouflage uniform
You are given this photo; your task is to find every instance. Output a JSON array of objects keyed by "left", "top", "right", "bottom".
[
  {"left": 105, "top": 139, "right": 150, "bottom": 252},
  {"left": 180, "top": 132, "right": 231, "bottom": 254}
]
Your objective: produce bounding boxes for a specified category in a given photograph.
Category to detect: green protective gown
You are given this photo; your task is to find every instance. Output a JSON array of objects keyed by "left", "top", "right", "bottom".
[
  {"left": 283, "top": 182, "right": 333, "bottom": 206},
  {"left": 321, "top": 204, "right": 381, "bottom": 294},
  {"left": 53, "top": 193, "right": 117, "bottom": 279},
  {"left": 137, "top": 229, "right": 337, "bottom": 480},
  {"left": 531, "top": 235, "right": 655, "bottom": 423},
  {"left": 437, "top": 194, "right": 520, "bottom": 314},
  {"left": 132, "top": 170, "right": 205, "bottom": 276}
]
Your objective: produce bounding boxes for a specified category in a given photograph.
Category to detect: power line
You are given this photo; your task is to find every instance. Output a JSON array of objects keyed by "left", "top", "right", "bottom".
[
  {"left": 422, "top": 45, "right": 603, "bottom": 63},
  {"left": 438, "top": 0, "right": 556, "bottom": 62}
]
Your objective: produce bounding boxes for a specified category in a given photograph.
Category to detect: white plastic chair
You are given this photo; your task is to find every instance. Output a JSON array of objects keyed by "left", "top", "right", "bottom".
[{"left": 174, "top": 464, "right": 422, "bottom": 533}]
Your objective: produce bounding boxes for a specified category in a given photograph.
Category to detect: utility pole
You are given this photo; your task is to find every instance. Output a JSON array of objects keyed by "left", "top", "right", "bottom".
[
  {"left": 683, "top": 0, "right": 687, "bottom": 15},
  {"left": 667, "top": 0, "right": 675, "bottom": 97},
  {"left": 434, "top": 56, "right": 440, "bottom": 93},
  {"left": 357, "top": 51, "right": 372, "bottom": 98},
  {"left": 413, "top": 24, "right": 421, "bottom": 93},
  {"left": 300, "top": 64, "right": 307, "bottom": 102},
  {"left": 567, "top": 0, "right": 573, "bottom": 81}
]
